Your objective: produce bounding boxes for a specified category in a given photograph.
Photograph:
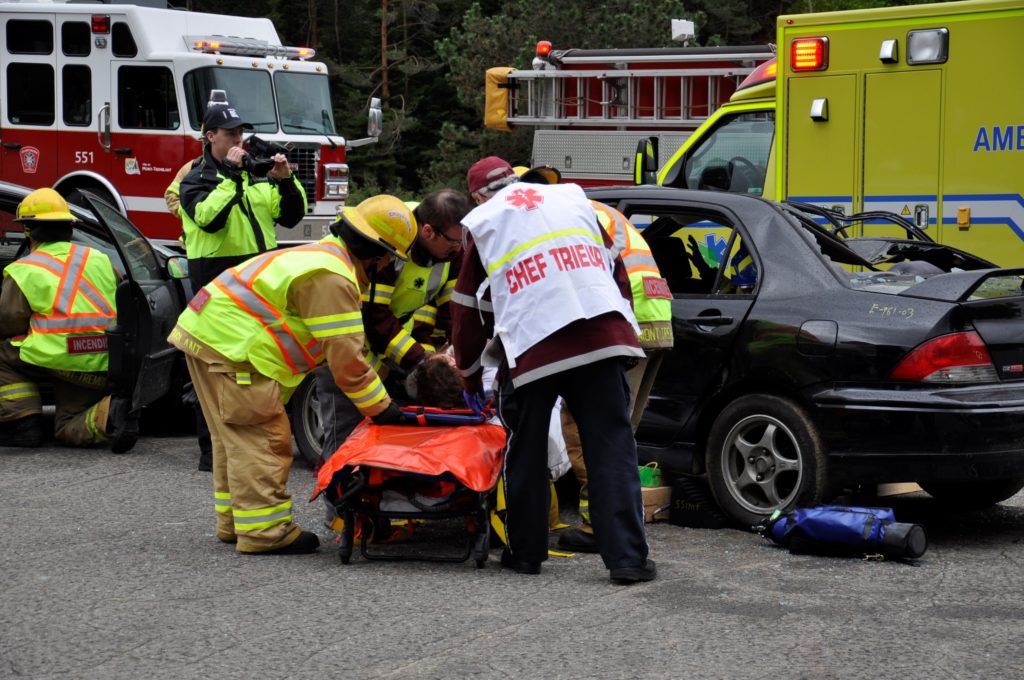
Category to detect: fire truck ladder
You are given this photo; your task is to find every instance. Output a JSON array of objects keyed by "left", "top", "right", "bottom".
[{"left": 506, "top": 46, "right": 773, "bottom": 128}]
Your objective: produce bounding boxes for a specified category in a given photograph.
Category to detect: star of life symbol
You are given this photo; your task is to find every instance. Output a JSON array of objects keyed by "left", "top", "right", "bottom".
[{"left": 505, "top": 187, "right": 544, "bottom": 210}]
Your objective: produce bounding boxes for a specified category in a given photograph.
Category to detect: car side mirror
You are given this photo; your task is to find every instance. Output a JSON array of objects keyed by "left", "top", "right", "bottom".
[
  {"left": 634, "top": 137, "right": 659, "bottom": 185},
  {"left": 166, "top": 255, "right": 189, "bottom": 281}
]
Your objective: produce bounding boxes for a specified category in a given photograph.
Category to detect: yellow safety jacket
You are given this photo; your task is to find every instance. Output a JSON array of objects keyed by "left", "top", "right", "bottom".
[
  {"left": 3, "top": 241, "right": 118, "bottom": 373},
  {"left": 591, "top": 201, "right": 674, "bottom": 349},
  {"left": 176, "top": 236, "right": 367, "bottom": 392}
]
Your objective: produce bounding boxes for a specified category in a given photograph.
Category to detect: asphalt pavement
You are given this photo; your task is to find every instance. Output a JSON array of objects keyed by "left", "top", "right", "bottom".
[{"left": 2, "top": 435, "right": 1023, "bottom": 679}]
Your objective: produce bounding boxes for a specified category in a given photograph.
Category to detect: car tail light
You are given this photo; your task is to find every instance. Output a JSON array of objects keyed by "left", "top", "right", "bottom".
[
  {"left": 889, "top": 331, "right": 998, "bottom": 383},
  {"left": 791, "top": 37, "right": 828, "bottom": 71}
]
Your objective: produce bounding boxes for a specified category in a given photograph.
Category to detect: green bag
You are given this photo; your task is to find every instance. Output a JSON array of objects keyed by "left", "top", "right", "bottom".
[{"left": 638, "top": 462, "right": 662, "bottom": 488}]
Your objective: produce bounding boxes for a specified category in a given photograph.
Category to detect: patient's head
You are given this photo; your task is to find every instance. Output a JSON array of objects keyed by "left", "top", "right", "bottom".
[{"left": 406, "top": 354, "right": 464, "bottom": 408}]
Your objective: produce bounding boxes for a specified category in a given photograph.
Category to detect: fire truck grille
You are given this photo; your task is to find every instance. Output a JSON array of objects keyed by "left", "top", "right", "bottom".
[{"left": 284, "top": 145, "right": 318, "bottom": 206}]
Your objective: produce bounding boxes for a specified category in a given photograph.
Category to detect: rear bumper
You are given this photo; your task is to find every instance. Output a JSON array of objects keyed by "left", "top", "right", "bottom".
[{"left": 811, "top": 383, "right": 1024, "bottom": 484}]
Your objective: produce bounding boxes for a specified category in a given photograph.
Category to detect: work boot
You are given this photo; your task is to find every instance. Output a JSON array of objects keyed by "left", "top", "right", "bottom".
[
  {"left": 557, "top": 527, "right": 599, "bottom": 553},
  {"left": 106, "top": 396, "right": 139, "bottom": 454},
  {"left": 610, "top": 559, "right": 657, "bottom": 585},
  {"left": 500, "top": 548, "right": 541, "bottom": 575},
  {"left": 249, "top": 531, "right": 320, "bottom": 555},
  {"left": 0, "top": 414, "right": 44, "bottom": 448}
]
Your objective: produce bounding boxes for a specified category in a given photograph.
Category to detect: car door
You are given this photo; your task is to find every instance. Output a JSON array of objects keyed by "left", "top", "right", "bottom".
[
  {"left": 616, "top": 200, "right": 758, "bottom": 446},
  {"left": 81, "top": 192, "right": 179, "bottom": 411}
]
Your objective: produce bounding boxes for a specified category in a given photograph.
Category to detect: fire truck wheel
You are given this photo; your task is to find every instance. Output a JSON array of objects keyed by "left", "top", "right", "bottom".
[{"left": 289, "top": 374, "right": 324, "bottom": 468}]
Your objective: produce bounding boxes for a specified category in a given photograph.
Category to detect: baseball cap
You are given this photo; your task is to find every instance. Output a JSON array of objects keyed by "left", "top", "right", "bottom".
[
  {"left": 467, "top": 156, "right": 518, "bottom": 196},
  {"left": 202, "top": 104, "right": 254, "bottom": 133}
]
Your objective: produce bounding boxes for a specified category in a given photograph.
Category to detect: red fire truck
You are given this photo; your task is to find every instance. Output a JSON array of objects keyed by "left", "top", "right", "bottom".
[
  {"left": 0, "top": 0, "right": 379, "bottom": 241},
  {"left": 484, "top": 41, "right": 773, "bottom": 186}
]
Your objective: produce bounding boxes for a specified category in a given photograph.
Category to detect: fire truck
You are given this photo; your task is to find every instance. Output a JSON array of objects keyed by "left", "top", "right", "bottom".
[
  {"left": 641, "top": 0, "right": 1024, "bottom": 266},
  {"left": 484, "top": 41, "right": 773, "bottom": 187},
  {"left": 0, "top": 0, "right": 379, "bottom": 241}
]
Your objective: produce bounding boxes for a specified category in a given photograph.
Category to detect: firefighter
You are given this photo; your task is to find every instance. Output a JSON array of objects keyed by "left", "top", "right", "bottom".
[
  {"left": 312, "top": 188, "right": 473, "bottom": 460},
  {"left": 167, "top": 196, "right": 416, "bottom": 555},
  {"left": 452, "top": 178, "right": 656, "bottom": 584},
  {"left": 177, "top": 103, "right": 306, "bottom": 471},
  {"left": 0, "top": 188, "right": 137, "bottom": 452}
]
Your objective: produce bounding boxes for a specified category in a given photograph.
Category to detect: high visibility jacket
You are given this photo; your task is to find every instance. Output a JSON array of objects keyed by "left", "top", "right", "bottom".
[
  {"left": 179, "top": 147, "right": 306, "bottom": 260},
  {"left": 364, "top": 257, "right": 453, "bottom": 369},
  {"left": 3, "top": 241, "right": 117, "bottom": 372},
  {"left": 462, "top": 182, "right": 638, "bottom": 363},
  {"left": 176, "top": 236, "right": 367, "bottom": 391},
  {"left": 591, "top": 201, "right": 674, "bottom": 349}
]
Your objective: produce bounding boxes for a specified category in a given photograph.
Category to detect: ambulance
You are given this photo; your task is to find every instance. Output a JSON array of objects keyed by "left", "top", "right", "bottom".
[
  {"left": 0, "top": 1, "right": 380, "bottom": 241},
  {"left": 642, "top": 0, "right": 1024, "bottom": 266}
]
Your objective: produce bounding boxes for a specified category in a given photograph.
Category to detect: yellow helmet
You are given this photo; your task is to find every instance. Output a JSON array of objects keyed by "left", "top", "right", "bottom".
[
  {"left": 338, "top": 195, "right": 418, "bottom": 260},
  {"left": 520, "top": 165, "right": 561, "bottom": 185},
  {"left": 512, "top": 166, "right": 529, "bottom": 177},
  {"left": 15, "top": 188, "right": 77, "bottom": 223}
]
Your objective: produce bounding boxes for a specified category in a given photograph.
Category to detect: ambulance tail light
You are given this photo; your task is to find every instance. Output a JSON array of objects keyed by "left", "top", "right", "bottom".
[
  {"left": 907, "top": 28, "right": 948, "bottom": 65},
  {"left": 737, "top": 57, "right": 777, "bottom": 91},
  {"left": 91, "top": 15, "right": 110, "bottom": 33},
  {"left": 791, "top": 37, "right": 828, "bottom": 72},
  {"left": 322, "top": 163, "right": 349, "bottom": 200},
  {"left": 889, "top": 331, "right": 998, "bottom": 383}
]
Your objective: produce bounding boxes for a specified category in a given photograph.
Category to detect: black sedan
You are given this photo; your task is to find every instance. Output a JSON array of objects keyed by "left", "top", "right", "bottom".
[
  {"left": 0, "top": 182, "right": 188, "bottom": 421},
  {"left": 588, "top": 186, "right": 1024, "bottom": 527}
]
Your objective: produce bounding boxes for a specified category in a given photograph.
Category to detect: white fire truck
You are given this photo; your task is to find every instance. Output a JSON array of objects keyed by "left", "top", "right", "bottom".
[
  {"left": 0, "top": 0, "right": 379, "bottom": 241},
  {"left": 484, "top": 41, "right": 773, "bottom": 187}
]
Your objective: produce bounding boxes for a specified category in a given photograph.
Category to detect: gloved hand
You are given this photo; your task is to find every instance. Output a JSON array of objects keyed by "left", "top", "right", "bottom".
[
  {"left": 463, "top": 390, "right": 487, "bottom": 415},
  {"left": 686, "top": 235, "right": 715, "bottom": 280},
  {"left": 371, "top": 402, "right": 405, "bottom": 425}
]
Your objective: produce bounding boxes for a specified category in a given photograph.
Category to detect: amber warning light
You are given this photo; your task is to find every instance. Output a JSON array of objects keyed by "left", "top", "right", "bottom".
[
  {"left": 791, "top": 37, "right": 828, "bottom": 71},
  {"left": 536, "top": 41, "right": 552, "bottom": 58}
]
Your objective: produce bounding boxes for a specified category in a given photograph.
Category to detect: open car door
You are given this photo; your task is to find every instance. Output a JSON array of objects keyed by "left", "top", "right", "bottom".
[{"left": 82, "top": 192, "right": 180, "bottom": 412}]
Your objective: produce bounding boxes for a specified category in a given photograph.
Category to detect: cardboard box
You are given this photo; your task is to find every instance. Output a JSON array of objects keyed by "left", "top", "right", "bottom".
[{"left": 642, "top": 485, "right": 672, "bottom": 523}]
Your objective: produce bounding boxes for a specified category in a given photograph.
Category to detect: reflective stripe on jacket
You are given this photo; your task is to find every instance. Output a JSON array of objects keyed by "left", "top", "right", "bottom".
[
  {"left": 591, "top": 201, "right": 674, "bottom": 349},
  {"left": 176, "top": 236, "right": 360, "bottom": 389},
  {"left": 3, "top": 242, "right": 117, "bottom": 372}
]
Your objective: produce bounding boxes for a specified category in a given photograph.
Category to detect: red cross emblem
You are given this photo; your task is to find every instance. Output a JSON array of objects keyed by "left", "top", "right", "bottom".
[{"left": 505, "top": 187, "right": 544, "bottom": 210}]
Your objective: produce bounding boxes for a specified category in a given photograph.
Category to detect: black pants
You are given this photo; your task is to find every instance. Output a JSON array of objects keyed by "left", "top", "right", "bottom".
[{"left": 497, "top": 357, "right": 648, "bottom": 570}]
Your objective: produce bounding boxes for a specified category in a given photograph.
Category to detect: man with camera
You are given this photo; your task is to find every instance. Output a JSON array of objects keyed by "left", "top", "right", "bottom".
[{"left": 178, "top": 103, "right": 307, "bottom": 292}]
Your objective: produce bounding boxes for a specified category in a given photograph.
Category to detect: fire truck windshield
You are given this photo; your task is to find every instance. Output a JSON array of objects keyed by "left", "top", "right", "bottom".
[
  {"left": 275, "top": 72, "right": 336, "bottom": 135},
  {"left": 183, "top": 67, "right": 278, "bottom": 134}
]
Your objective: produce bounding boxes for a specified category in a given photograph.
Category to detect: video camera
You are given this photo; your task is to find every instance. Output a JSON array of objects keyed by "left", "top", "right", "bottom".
[{"left": 243, "top": 135, "right": 290, "bottom": 177}]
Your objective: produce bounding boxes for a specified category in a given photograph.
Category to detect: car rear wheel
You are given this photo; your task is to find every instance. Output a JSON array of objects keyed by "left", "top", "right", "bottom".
[
  {"left": 919, "top": 477, "right": 1024, "bottom": 509},
  {"left": 289, "top": 375, "right": 324, "bottom": 468},
  {"left": 706, "top": 394, "right": 828, "bottom": 529}
]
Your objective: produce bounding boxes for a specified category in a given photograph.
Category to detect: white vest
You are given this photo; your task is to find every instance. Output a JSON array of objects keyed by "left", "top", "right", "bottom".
[{"left": 464, "top": 182, "right": 639, "bottom": 365}]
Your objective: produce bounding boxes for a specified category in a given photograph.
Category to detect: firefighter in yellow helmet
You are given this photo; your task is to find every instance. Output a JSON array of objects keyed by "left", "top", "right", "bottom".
[
  {"left": 168, "top": 195, "right": 417, "bottom": 555},
  {"left": 0, "top": 188, "right": 138, "bottom": 452}
]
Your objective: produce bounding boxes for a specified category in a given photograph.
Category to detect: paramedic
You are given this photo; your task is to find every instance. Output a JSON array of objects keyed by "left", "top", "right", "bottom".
[
  {"left": 0, "top": 188, "right": 137, "bottom": 452},
  {"left": 177, "top": 103, "right": 306, "bottom": 292},
  {"left": 313, "top": 189, "right": 472, "bottom": 459},
  {"left": 167, "top": 196, "right": 415, "bottom": 555},
  {"left": 452, "top": 179, "right": 656, "bottom": 584}
]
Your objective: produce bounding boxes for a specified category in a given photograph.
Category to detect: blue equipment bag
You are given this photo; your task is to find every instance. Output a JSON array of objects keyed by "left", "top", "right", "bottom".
[{"left": 764, "top": 505, "right": 927, "bottom": 561}]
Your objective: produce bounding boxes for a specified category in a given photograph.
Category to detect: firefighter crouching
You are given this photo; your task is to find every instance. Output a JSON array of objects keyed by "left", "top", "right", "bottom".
[
  {"left": 167, "top": 196, "right": 416, "bottom": 555},
  {"left": 0, "top": 188, "right": 137, "bottom": 452}
]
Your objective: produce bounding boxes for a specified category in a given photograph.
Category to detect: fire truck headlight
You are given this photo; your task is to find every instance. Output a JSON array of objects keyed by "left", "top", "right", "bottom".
[
  {"left": 323, "top": 163, "right": 349, "bottom": 200},
  {"left": 907, "top": 28, "right": 948, "bottom": 65}
]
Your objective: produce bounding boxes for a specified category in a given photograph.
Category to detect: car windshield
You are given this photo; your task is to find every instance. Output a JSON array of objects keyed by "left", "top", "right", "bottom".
[
  {"left": 275, "top": 71, "right": 336, "bottom": 135},
  {"left": 183, "top": 67, "right": 277, "bottom": 133}
]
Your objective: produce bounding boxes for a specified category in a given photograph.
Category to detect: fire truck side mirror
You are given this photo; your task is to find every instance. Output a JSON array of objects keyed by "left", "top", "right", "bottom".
[
  {"left": 367, "top": 98, "right": 382, "bottom": 138},
  {"left": 634, "top": 137, "right": 659, "bottom": 185}
]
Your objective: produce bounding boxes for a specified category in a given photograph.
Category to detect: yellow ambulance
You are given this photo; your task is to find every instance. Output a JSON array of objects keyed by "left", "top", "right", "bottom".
[{"left": 646, "top": 0, "right": 1024, "bottom": 266}]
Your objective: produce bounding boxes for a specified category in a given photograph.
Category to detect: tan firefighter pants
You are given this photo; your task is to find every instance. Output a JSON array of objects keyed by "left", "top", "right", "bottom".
[
  {"left": 562, "top": 350, "right": 667, "bottom": 532},
  {"left": 0, "top": 340, "right": 111, "bottom": 446},
  {"left": 185, "top": 354, "right": 302, "bottom": 553}
]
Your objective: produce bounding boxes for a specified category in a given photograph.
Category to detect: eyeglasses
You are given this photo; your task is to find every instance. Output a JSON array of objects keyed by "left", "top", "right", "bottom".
[{"left": 434, "top": 226, "right": 463, "bottom": 245}]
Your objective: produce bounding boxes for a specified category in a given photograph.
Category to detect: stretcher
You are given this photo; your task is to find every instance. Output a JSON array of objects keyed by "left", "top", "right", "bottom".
[{"left": 311, "top": 406, "right": 506, "bottom": 567}]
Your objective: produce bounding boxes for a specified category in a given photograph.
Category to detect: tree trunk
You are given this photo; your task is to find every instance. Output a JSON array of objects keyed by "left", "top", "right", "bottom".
[{"left": 381, "top": 0, "right": 390, "bottom": 102}]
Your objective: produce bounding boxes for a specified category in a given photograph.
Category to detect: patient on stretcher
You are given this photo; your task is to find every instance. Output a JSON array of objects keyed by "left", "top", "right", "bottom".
[{"left": 405, "top": 353, "right": 464, "bottom": 409}]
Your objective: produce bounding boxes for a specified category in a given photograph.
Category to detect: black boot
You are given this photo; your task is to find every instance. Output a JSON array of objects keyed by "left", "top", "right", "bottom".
[
  {"left": 1, "top": 414, "right": 43, "bottom": 448},
  {"left": 106, "top": 396, "right": 139, "bottom": 454},
  {"left": 248, "top": 531, "right": 320, "bottom": 555}
]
